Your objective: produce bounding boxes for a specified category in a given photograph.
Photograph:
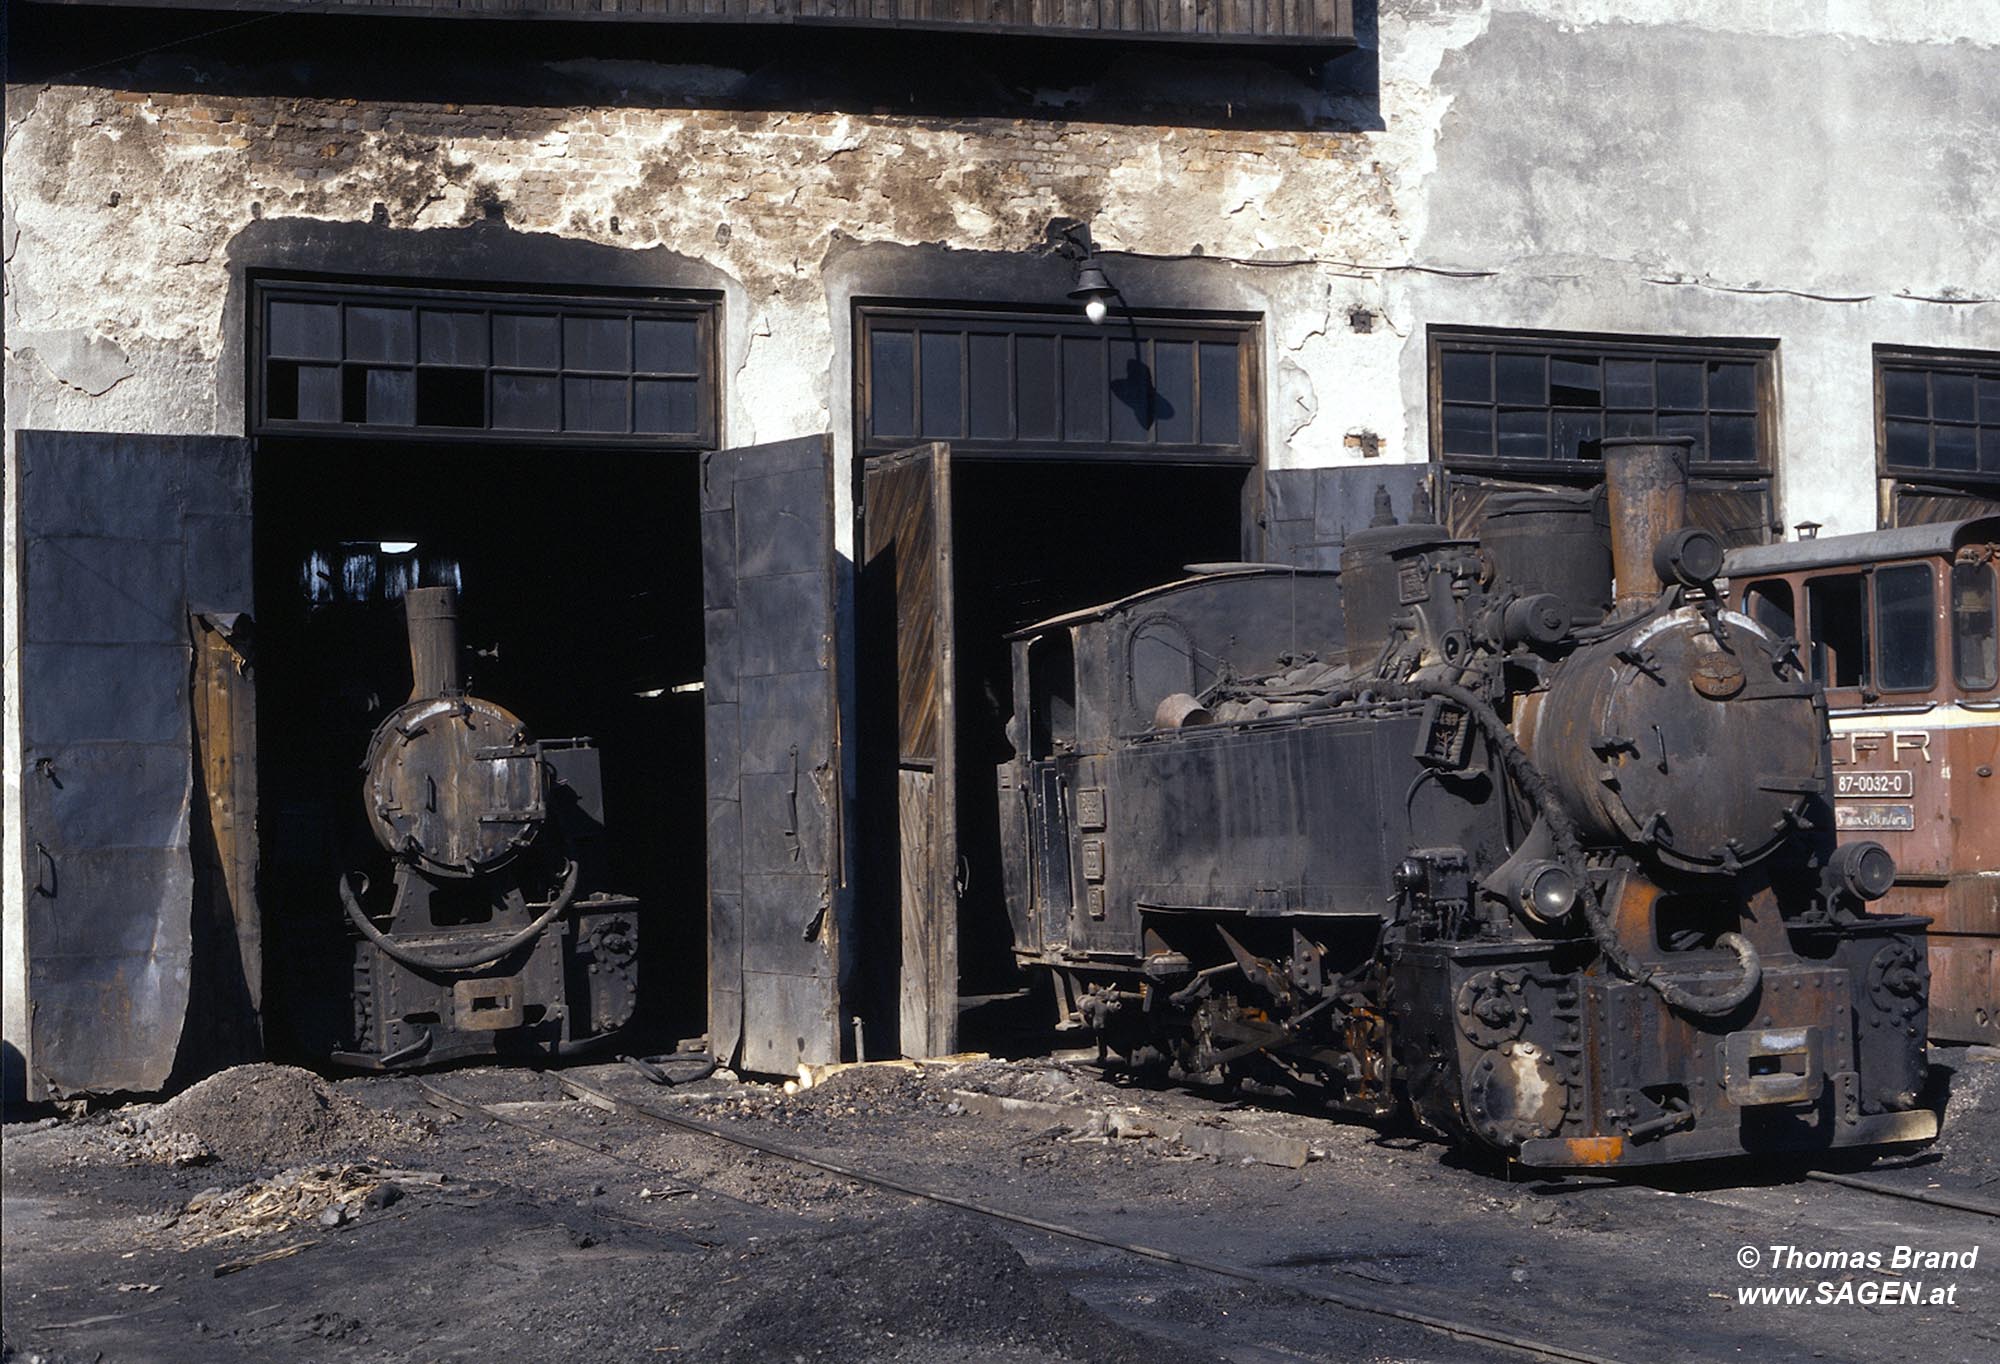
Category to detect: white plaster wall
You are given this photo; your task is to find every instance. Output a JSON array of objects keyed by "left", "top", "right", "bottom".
[{"left": 6, "top": 0, "right": 1999, "bottom": 1092}]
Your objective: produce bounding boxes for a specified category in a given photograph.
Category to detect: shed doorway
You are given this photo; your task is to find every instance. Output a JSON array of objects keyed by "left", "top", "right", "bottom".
[{"left": 252, "top": 442, "right": 709, "bottom": 1062}]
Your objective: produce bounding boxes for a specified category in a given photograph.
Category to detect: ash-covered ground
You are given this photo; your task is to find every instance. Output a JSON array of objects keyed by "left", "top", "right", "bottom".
[{"left": 4, "top": 1048, "right": 1995, "bottom": 1364}]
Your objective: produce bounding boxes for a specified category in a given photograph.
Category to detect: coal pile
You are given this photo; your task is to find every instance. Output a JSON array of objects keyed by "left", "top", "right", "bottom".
[
  {"left": 146, "top": 1064, "right": 431, "bottom": 1165},
  {"left": 666, "top": 1206, "right": 1214, "bottom": 1364}
]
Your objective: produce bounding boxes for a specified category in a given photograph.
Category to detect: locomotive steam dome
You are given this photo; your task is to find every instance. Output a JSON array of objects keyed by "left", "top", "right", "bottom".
[
  {"left": 1531, "top": 605, "right": 1824, "bottom": 873},
  {"left": 361, "top": 586, "right": 547, "bottom": 879}
]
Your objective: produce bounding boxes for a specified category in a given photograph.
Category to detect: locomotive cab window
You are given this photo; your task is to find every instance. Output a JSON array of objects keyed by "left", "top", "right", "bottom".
[
  {"left": 1744, "top": 580, "right": 1795, "bottom": 641},
  {"left": 1806, "top": 574, "right": 1870, "bottom": 690},
  {"left": 1953, "top": 559, "right": 2000, "bottom": 691},
  {"left": 1873, "top": 564, "right": 1937, "bottom": 693}
]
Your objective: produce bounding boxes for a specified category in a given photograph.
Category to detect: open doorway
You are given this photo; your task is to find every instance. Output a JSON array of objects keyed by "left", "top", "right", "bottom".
[
  {"left": 252, "top": 441, "right": 707, "bottom": 1062},
  {"left": 860, "top": 454, "right": 1250, "bottom": 1056}
]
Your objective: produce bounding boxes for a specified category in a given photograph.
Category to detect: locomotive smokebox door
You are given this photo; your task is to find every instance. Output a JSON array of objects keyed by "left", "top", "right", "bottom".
[{"left": 701, "top": 436, "right": 849, "bottom": 1075}]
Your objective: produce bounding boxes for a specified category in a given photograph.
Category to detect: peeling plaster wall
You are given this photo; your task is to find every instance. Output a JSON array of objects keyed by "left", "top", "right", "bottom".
[{"left": 5, "top": 0, "right": 1997, "bottom": 1093}]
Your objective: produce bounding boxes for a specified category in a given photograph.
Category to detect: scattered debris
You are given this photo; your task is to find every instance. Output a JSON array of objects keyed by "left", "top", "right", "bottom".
[
  {"left": 167, "top": 1163, "right": 436, "bottom": 1246},
  {"left": 949, "top": 1089, "right": 1312, "bottom": 1169},
  {"left": 212, "top": 1240, "right": 319, "bottom": 1278}
]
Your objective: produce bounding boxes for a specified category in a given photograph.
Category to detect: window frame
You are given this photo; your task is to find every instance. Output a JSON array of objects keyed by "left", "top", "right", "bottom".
[
  {"left": 1870, "top": 562, "right": 1940, "bottom": 696},
  {"left": 1951, "top": 558, "right": 2000, "bottom": 693},
  {"left": 1874, "top": 344, "right": 2000, "bottom": 496},
  {"left": 854, "top": 302, "right": 1262, "bottom": 467},
  {"left": 1426, "top": 327, "right": 1778, "bottom": 480},
  {"left": 250, "top": 275, "right": 723, "bottom": 450}
]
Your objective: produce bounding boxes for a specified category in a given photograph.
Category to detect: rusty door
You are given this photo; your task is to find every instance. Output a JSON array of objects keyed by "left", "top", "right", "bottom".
[
  {"left": 861, "top": 443, "right": 958, "bottom": 1059},
  {"left": 701, "top": 435, "right": 847, "bottom": 1074},
  {"left": 12, "top": 431, "right": 257, "bottom": 1099}
]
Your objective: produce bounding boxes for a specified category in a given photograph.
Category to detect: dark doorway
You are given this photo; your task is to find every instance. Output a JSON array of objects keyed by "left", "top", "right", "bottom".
[
  {"left": 861, "top": 454, "right": 1250, "bottom": 1056},
  {"left": 252, "top": 441, "right": 707, "bottom": 1061}
]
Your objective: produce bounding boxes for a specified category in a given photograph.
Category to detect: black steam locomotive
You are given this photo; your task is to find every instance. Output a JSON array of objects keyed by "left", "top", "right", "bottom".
[
  {"left": 332, "top": 587, "right": 642, "bottom": 1068},
  {"left": 997, "top": 437, "right": 1938, "bottom": 1167}
]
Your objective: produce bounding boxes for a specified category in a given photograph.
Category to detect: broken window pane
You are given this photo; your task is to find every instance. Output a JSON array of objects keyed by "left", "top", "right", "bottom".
[
  {"left": 415, "top": 368, "right": 484, "bottom": 427},
  {"left": 1550, "top": 357, "right": 1600, "bottom": 406}
]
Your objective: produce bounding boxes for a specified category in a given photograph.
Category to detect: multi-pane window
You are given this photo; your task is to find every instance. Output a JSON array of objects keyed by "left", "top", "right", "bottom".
[
  {"left": 858, "top": 306, "right": 1258, "bottom": 464},
  {"left": 1431, "top": 331, "right": 1773, "bottom": 472},
  {"left": 1878, "top": 347, "right": 2000, "bottom": 487},
  {"left": 255, "top": 280, "right": 719, "bottom": 447}
]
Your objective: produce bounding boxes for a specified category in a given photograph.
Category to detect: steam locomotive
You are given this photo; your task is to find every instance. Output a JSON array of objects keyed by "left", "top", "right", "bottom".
[
  {"left": 997, "top": 437, "right": 1939, "bottom": 1167},
  {"left": 332, "top": 586, "right": 642, "bottom": 1068}
]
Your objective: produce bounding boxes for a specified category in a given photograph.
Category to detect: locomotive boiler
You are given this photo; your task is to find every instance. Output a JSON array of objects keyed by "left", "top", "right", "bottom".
[
  {"left": 333, "top": 586, "right": 642, "bottom": 1068},
  {"left": 997, "top": 437, "right": 1939, "bottom": 1167}
]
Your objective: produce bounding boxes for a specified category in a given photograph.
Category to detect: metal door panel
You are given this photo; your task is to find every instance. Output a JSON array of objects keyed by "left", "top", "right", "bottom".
[
  {"left": 701, "top": 435, "right": 845, "bottom": 1072},
  {"left": 13, "top": 430, "right": 255, "bottom": 1098}
]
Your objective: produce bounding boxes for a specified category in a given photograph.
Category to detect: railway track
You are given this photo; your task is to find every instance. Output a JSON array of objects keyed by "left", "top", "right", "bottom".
[{"left": 420, "top": 1073, "right": 1638, "bottom": 1364}]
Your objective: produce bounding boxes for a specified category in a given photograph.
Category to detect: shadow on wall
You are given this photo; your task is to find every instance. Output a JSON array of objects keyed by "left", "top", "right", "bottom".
[{"left": 7, "top": 3, "right": 1383, "bottom": 133}]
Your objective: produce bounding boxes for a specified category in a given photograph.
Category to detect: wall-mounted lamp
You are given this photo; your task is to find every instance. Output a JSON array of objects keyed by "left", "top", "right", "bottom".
[
  {"left": 1049, "top": 219, "right": 1117, "bottom": 325},
  {"left": 1794, "top": 520, "right": 1823, "bottom": 541}
]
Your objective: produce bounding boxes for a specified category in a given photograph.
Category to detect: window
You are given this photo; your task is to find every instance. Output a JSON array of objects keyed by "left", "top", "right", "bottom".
[
  {"left": 255, "top": 279, "right": 719, "bottom": 448},
  {"left": 1952, "top": 560, "right": 1999, "bottom": 691},
  {"left": 1431, "top": 331, "right": 1773, "bottom": 473},
  {"left": 857, "top": 306, "right": 1258, "bottom": 464},
  {"left": 1807, "top": 574, "right": 1870, "bottom": 690},
  {"left": 1877, "top": 347, "right": 2000, "bottom": 492},
  {"left": 1744, "top": 580, "right": 1795, "bottom": 641},
  {"left": 1873, "top": 564, "right": 1937, "bottom": 693}
]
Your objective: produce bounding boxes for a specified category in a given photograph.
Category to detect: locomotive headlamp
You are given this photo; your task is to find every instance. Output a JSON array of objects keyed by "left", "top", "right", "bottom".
[
  {"left": 1514, "top": 860, "right": 1580, "bottom": 925},
  {"left": 1829, "top": 840, "right": 1896, "bottom": 902},
  {"left": 1653, "top": 526, "right": 1725, "bottom": 590}
]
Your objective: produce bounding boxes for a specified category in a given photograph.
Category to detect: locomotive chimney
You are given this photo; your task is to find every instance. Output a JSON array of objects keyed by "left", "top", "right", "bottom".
[
  {"left": 1601, "top": 435, "right": 1695, "bottom": 611},
  {"left": 404, "top": 586, "right": 465, "bottom": 700}
]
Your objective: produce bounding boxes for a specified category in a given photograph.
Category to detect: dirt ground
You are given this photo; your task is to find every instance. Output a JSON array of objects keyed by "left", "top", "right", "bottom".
[{"left": 4, "top": 1047, "right": 1996, "bottom": 1364}]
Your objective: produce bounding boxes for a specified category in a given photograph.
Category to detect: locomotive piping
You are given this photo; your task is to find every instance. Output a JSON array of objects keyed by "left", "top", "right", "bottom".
[
  {"left": 338, "top": 859, "right": 580, "bottom": 973},
  {"left": 1342, "top": 674, "right": 1762, "bottom": 1016}
]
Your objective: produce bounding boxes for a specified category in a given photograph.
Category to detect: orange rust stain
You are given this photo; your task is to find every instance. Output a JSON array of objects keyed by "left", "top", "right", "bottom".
[{"left": 1560, "top": 1136, "right": 1626, "bottom": 1166}]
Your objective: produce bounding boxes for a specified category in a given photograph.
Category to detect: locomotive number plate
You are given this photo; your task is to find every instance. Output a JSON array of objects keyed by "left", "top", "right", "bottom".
[
  {"left": 1835, "top": 803, "right": 1916, "bottom": 831},
  {"left": 1835, "top": 770, "right": 1913, "bottom": 799}
]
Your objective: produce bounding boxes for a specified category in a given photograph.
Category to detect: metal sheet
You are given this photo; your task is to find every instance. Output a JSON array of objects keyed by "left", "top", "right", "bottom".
[
  {"left": 700, "top": 435, "right": 845, "bottom": 1073},
  {"left": 14, "top": 431, "right": 254, "bottom": 1098},
  {"left": 862, "top": 443, "right": 958, "bottom": 1059},
  {"left": 1262, "top": 465, "right": 1432, "bottom": 571}
]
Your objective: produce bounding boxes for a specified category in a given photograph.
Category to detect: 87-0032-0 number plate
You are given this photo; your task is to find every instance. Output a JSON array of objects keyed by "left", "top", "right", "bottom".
[{"left": 1834, "top": 770, "right": 1913, "bottom": 799}]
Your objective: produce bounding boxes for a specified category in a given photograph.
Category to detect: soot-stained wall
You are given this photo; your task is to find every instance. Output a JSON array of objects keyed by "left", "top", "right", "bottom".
[{"left": 5, "top": 0, "right": 1997, "bottom": 1096}]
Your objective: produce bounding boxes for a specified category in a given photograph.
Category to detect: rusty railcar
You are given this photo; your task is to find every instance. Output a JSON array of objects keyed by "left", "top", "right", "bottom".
[
  {"left": 1724, "top": 517, "right": 2000, "bottom": 1045},
  {"left": 999, "top": 437, "right": 1938, "bottom": 1168}
]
